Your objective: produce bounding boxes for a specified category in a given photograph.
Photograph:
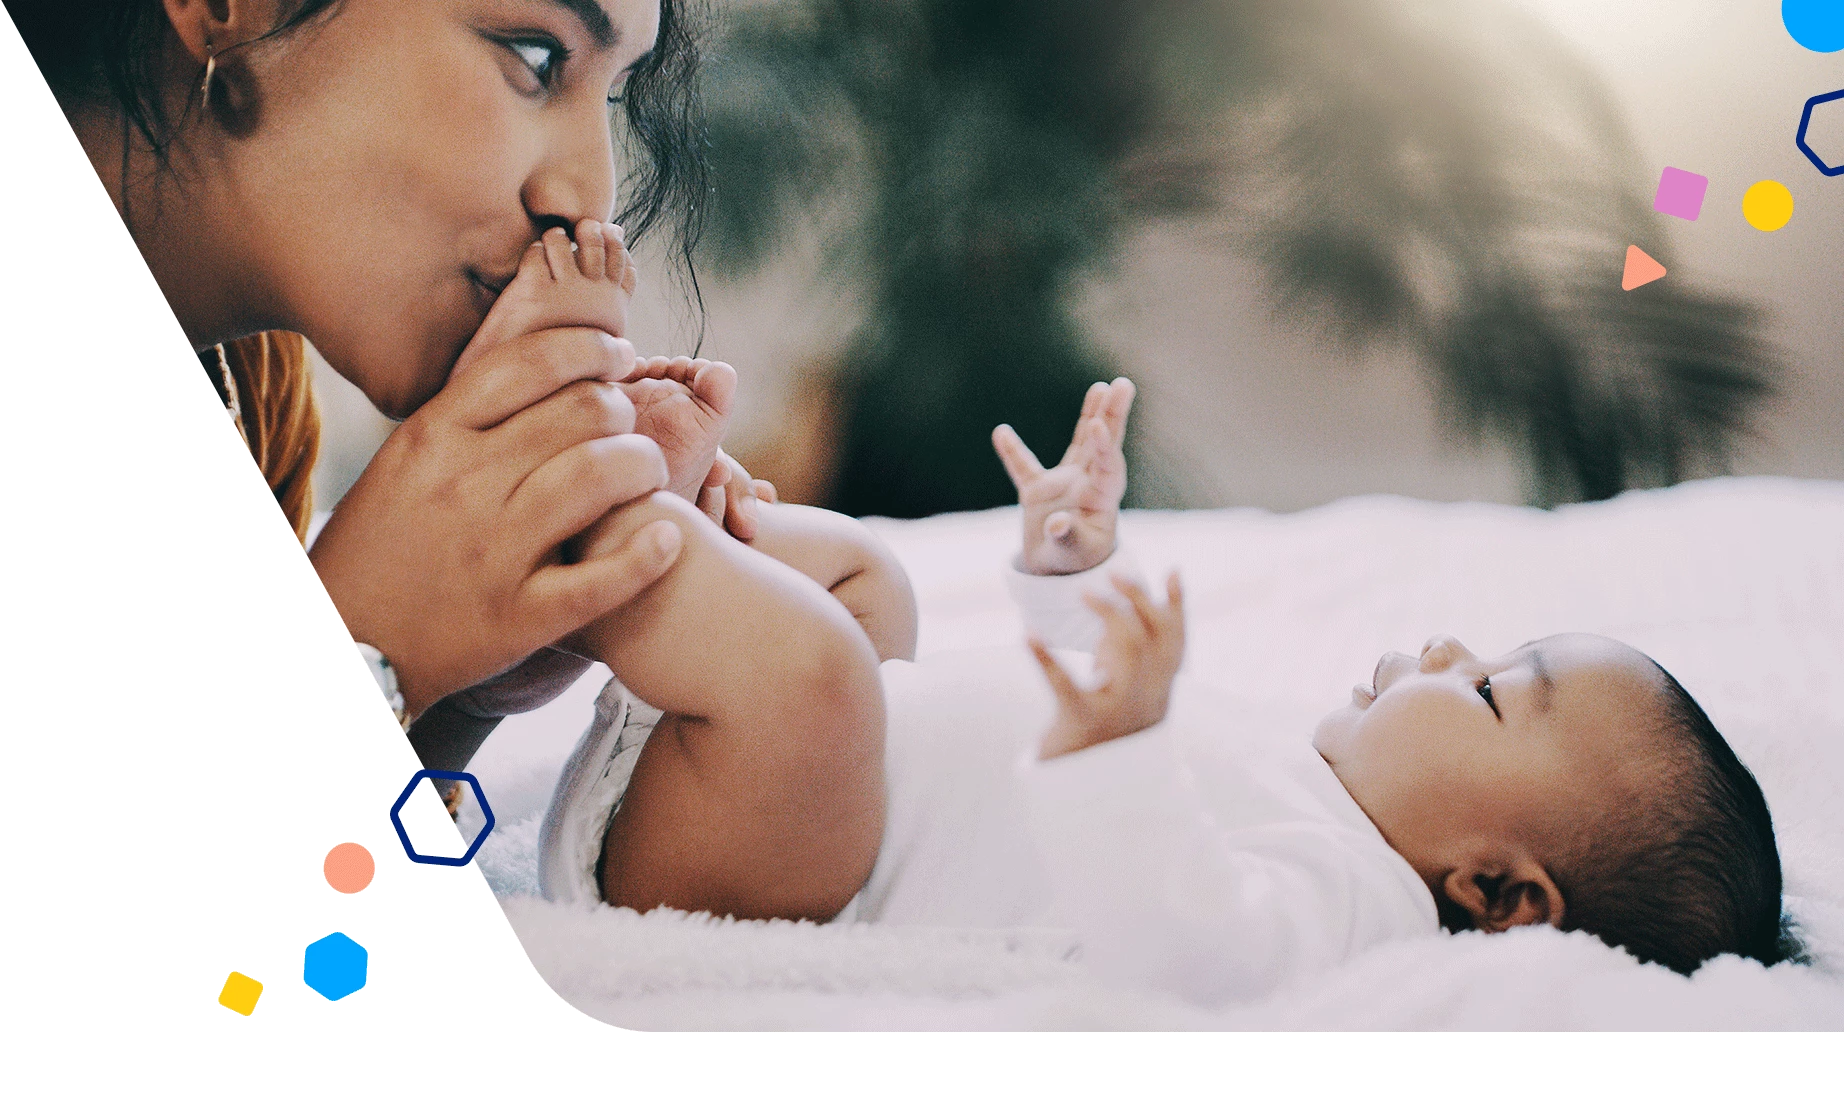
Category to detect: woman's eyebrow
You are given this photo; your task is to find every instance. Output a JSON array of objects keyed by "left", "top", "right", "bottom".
[{"left": 541, "top": 0, "right": 617, "bottom": 50}]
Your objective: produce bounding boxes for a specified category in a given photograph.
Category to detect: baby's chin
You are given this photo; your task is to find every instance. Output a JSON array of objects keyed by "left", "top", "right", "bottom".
[{"left": 1311, "top": 703, "right": 1360, "bottom": 763}]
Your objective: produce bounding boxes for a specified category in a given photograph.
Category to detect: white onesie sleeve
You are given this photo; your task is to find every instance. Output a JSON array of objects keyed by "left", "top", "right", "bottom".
[
  {"left": 1016, "top": 730, "right": 1431, "bottom": 1009},
  {"left": 1003, "top": 546, "right": 1145, "bottom": 653}
]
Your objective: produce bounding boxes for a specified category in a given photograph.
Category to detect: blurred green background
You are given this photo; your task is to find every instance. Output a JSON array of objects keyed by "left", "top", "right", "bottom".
[{"left": 313, "top": 0, "right": 1844, "bottom": 520}]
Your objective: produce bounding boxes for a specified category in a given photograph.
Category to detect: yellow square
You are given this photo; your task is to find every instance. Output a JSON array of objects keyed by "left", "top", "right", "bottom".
[{"left": 219, "top": 972, "right": 263, "bottom": 1016}]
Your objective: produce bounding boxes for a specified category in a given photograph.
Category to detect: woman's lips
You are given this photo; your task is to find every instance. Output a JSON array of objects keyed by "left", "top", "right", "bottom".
[{"left": 468, "top": 268, "right": 512, "bottom": 309}]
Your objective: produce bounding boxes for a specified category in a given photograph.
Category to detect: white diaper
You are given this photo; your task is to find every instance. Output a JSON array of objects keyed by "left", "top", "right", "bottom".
[{"left": 537, "top": 677, "right": 662, "bottom": 905}]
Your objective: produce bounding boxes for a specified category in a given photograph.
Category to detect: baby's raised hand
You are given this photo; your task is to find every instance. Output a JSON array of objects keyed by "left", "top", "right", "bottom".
[
  {"left": 992, "top": 378, "right": 1135, "bottom": 576},
  {"left": 1032, "top": 572, "right": 1186, "bottom": 759},
  {"left": 619, "top": 356, "right": 736, "bottom": 507}
]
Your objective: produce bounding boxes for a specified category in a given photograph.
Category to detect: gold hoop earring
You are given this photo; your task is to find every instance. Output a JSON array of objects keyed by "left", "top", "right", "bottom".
[{"left": 201, "top": 42, "right": 218, "bottom": 112}]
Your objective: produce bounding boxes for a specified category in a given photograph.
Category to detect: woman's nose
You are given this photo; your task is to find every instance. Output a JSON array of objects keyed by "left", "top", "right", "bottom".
[
  {"left": 1418, "top": 635, "right": 1474, "bottom": 671},
  {"left": 521, "top": 106, "right": 620, "bottom": 230}
]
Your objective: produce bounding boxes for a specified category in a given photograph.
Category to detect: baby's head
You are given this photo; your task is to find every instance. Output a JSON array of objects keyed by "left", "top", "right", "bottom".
[{"left": 1314, "top": 633, "right": 1782, "bottom": 972}]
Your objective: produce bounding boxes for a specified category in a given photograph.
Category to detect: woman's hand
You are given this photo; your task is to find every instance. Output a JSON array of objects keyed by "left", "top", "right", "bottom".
[{"left": 309, "top": 328, "right": 685, "bottom": 716}]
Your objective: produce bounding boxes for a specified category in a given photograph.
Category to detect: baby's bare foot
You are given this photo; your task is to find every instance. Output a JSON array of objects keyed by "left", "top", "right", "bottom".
[
  {"left": 454, "top": 218, "right": 638, "bottom": 378},
  {"left": 620, "top": 356, "right": 737, "bottom": 502}
]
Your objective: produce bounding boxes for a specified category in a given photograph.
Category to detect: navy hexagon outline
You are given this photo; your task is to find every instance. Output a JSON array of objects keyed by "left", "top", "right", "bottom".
[
  {"left": 1796, "top": 88, "right": 1844, "bottom": 177},
  {"left": 389, "top": 770, "right": 495, "bottom": 866}
]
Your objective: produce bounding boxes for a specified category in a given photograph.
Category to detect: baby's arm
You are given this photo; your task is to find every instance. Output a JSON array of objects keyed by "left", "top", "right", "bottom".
[
  {"left": 568, "top": 493, "right": 887, "bottom": 922},
  {"left": 1018, "top": 584, "right": 1427, "bottom": 1005}
]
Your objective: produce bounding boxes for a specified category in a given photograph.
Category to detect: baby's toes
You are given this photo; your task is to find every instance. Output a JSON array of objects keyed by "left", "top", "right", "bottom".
[
  {"left": 691, "top": 360, "right": 737, "bottom": 415},
  {"left": 540, "top": 225, "right": 575, "bottom": 281},
  {"left": 604, "top": 224, "right": 637, "bottom": 293},
  {"left": 575, "top": 218, "right": 607, "bottom": 281}
]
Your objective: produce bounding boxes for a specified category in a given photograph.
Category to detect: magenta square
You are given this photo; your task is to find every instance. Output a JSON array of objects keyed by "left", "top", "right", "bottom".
[{"left": 1653, "top": 167, "right": 1709, "bottom": 221}]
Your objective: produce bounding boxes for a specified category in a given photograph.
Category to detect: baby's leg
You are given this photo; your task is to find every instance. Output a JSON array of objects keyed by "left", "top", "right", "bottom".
[
  {"left": 569, "top": 493, "right": 887, "bottom": 921},
  {"left": 452, "top": 219, "right": 636, "bottom": 379}
]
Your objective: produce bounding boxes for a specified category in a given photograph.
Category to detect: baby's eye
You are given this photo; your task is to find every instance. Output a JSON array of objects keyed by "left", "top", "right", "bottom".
[
  {"left": 1476, "top": 675, "right": 1500, "bottom": 719},
  {"left": 509, "top": 40, "right": 565, "bottom": 87}
]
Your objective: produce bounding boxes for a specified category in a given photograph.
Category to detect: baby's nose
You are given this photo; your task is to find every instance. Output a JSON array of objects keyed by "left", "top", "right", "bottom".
[{"left": 1418, "top": 635, "right": 1470, "bottom": 670}]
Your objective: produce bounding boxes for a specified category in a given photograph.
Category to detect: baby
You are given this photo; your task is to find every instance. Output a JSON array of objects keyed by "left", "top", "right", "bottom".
[{"left": 465, "top": 223, "right": 1786, "bottom": 1004}]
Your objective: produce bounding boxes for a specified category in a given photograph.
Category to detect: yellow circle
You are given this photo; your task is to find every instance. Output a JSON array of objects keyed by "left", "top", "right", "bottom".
[{"left": 1742, "top": 180, "right": 1794, "bottom": 232}]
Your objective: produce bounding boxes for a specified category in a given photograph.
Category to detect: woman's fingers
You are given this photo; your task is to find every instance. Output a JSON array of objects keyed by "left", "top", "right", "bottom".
[
  {"left": 433, "top": 329, "right": 638, "bottom": 431},
  {"left": 992, "top": 424, "right": 1045, "bottom": 488},
  {"left": 490, "top": 376, "right": 641, "bottom": 476},
  {"left": 507, "top": 434, "right": 670, "bottom": 544},
  {"left": 519, "top": 518, "right": 683, "bottom": 644}
]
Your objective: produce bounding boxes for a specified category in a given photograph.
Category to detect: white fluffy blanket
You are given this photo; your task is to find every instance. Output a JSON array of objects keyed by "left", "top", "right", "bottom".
[{"left": 466, "top": 477, "right": 1844, "bottom": 1029}]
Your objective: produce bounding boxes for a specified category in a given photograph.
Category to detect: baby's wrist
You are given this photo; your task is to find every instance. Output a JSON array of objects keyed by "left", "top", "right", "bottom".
[
  {"left": 1039, "top": 716, "right": 1097, "bottom": 760},
  {"left": 1020, "top": 538, "right": 1116, "bottom": 577}
]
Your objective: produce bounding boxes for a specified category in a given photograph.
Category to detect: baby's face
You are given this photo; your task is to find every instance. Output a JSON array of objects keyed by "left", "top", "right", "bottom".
[{"left": 1314, "top": 633, "right": 1666, "bottom": 886}]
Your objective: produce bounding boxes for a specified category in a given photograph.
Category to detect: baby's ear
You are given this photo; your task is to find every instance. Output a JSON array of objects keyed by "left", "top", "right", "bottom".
[{"left": 1442, "top": 855, "right": 1566, "bottom": 933}]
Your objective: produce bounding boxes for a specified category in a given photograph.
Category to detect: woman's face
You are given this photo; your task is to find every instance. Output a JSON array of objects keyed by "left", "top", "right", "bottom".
[{"left": 222, "top": 0, "right": 661, "bottom": 417}]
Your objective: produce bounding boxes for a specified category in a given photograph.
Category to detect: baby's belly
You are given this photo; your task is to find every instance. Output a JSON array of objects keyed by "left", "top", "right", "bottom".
[{"left": 851, "top": 645, "right": 1066, "bottom": 928}]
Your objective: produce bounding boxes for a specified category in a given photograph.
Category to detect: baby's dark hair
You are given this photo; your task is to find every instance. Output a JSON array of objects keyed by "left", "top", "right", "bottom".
[{"left": 1554, "top": 663, "right": 1787, "bottom": 974}]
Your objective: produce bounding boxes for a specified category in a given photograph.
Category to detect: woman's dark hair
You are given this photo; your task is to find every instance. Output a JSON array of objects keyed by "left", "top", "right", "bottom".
[{"left": 5, "top": 0, "right": 710, "bottom": 287}]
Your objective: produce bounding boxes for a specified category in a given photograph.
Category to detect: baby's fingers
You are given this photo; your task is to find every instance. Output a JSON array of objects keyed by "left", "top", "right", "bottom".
[
  {"left": 1044, "top": 510, "right": 1075, "bottom": 542},
  {"left": 1163, "top": 572, "right": 1187, "bottom": 642},
  {"left": 1029, "top": 638, "right": 1087, "bottom": 710},
  {"left": 1101, "top": 378, "right": 1136, "bottom": 446},
  {"left": 993, "top": 424, "right": 1046, "bottom": 489},
  {"left": 1083, "top": 589, "right": 1147, "bottom": 655},
  {"left": 1112, "top": 574, "right": 1162, "bottom": 638}
]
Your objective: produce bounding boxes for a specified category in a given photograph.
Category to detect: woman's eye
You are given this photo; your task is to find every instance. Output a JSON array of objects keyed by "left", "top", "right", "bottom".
[
  {"left": 1476, "top": 676, "right": 1500, "bottom": 718},
  {"left": 510, "top": 40, "right": 563, "bottom": 87}
]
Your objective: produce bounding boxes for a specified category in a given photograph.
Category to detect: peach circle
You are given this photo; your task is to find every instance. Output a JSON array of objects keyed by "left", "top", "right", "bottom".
[{"left": 323, "top": 843, "right": 375, "bottom": 894}]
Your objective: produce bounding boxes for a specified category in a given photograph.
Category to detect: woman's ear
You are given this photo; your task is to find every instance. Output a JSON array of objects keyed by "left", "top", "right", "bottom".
[
  {"left": 1441, "top": 854, "right": 1566, "bottom": 933},
  {"left": 160, "top": 0, "right": 275, "bottom": 65}
]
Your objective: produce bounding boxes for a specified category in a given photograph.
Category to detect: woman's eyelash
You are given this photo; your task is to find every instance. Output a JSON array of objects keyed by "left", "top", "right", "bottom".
[{"left": 1476, "top": 675, "right": 1500, "bottom": 718}]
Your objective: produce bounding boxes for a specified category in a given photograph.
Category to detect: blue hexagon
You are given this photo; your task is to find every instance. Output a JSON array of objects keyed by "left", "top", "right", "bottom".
[
  {"left": 304, "top": 932, "right": 368, "bottom": 1001},
  {"left": 389, "top": 770, "right": 495, "bottom": 867},
  {"left": 1795, "top": 88, "right": 1844, "bottom": 177}
]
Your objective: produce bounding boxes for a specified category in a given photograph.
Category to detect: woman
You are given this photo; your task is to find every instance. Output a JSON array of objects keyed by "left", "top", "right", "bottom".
[{"left": 7, "top": 0, "right": 877, "bottom": 915}]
